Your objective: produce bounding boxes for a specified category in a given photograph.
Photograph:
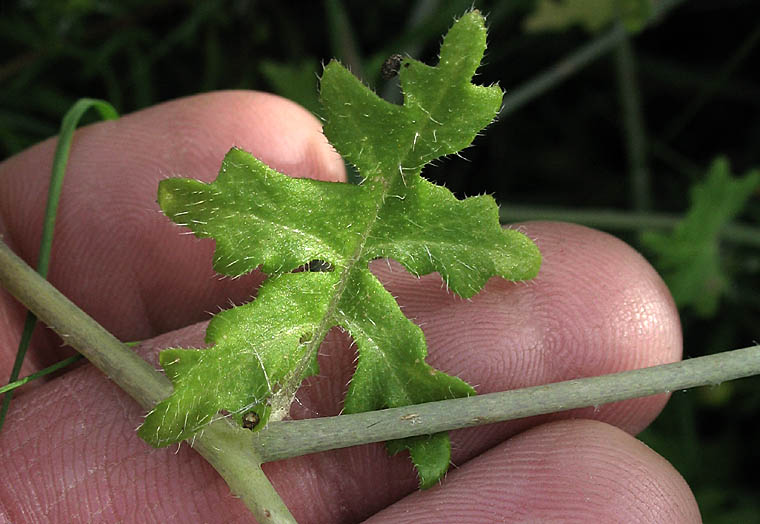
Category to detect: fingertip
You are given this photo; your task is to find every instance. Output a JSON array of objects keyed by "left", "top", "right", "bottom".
[
  {"left": 0, "top": 90, "right": 346, "bottom": 356},
  {"left": 519, "top": 221, "right": 682, "bottom": 432},
  {"left": 103, "top": 90, "right": 346, "bottom": 183},
  {"left": 369, "top": 420, "right": 701, "bottom": 524},
  {"left": 178, "top": 90, "right": 346, "bottom": 183},
  {"left": 521, "top": 221, "right": 682, "bottom": 364}
]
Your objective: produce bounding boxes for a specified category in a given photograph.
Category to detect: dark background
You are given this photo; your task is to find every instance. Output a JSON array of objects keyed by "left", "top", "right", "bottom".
[{"left": 1, "top": 1, "right": 758, "bottom": 521}]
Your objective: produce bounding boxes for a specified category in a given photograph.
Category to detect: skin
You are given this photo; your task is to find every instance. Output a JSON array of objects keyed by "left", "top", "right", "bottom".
[{"left": 0, "top": 91, "right": 701, "bottom": 523}]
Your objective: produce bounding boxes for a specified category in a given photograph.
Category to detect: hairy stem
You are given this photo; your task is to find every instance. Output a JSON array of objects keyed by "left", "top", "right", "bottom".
[{"left": 253, "top": 345, "right": 760, "bottom": 461}]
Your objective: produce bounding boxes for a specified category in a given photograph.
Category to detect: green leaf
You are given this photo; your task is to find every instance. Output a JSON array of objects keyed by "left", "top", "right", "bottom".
[
  {"left": 524, "top": 0, "right": 652, "bottom": 34},
  {"left": 139, "top": 10, "right": 541, "bottom": 488},
  {"left": 322, "top": 11, "right": 502, "bottom": 182},
  {"left": 386, "top": 433, "right": 451, "bottom": 489},
  {"left": 641, "top": 157, "right": 760, "bottom": 316}
]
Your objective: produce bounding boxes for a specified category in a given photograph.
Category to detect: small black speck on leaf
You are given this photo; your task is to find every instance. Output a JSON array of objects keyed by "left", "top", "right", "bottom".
[
  {"left": 242, "top": 411, "right": 260, "bottom": 430},
  {"left": 381, "top": 54, "right": 404, "bottom": 79}
]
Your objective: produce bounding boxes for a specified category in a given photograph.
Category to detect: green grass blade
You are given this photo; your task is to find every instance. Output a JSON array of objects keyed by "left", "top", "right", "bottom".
[
  {"left": 0, "top": 340, "right": 138, "bottom": 396},
  {"left": 0, "top": 98, "right": 119, "bottom": 431},
  {"left": 0, "top": 354, "right": 84, "bottom": 395}
]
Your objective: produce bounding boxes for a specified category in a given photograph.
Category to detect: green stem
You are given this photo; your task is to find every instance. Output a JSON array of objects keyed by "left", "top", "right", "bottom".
[
  {"left": 614, "top": 19, "right": 650, "bottom": 210},
  {"left": 325, "top": 0, "right": 364, "bottom": 79},
  {"left": 500, "top": 0, "right": 687, "bottom": 117},
  {"left": 0, "top": 239, "right": 295, "bottom": 523},
  {"left": 40, "top": 100, "right": 120, "bottom": 277},
  {"left": 252, "top": 345, "right": 760, "bottom": 461},
  {"left": 0, "top": 240, "right": 170, "bottom": 409},
  {"left": 0, "top": 98, "right": 118, "bottom": 430},
  {"left": 498, "top": 204, "right": 760, "bottom": 248},
  {"left": 501, "top": 26, "right": 622, "bottom": 116}
]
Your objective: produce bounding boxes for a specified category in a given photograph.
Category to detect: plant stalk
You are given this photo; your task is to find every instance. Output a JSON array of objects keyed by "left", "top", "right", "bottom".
[
  {"left": 614, "top": 21, "right": 650, "bottom": 210},
  {"left": 498, "top": 204, "right": 760, "bottom": 247},
  {"left": 500, "top": 0, "right": 687, "bottom": 117},
  {"left": 252, "top": 345, "right": 760, "bottom": 461}
]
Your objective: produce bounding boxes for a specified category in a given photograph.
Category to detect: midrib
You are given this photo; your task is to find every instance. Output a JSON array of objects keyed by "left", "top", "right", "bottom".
[{"left": 269, "top": 59, "right": 468, "bottom": 420}]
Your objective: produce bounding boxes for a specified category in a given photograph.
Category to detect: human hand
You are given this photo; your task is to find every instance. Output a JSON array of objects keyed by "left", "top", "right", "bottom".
[{"left": 0, "top": 92, "right": 699, "bottom": 522}]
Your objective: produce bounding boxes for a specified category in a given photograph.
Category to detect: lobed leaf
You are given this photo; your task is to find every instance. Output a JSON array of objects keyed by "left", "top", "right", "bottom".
[
  {"left": 140, "top": 10, "right": 541, "bottom": 487},
  {"left": 321, "top": 10, "right": 502, "bottom": 182},
  {"left": 158, "top": 149, "right": 375, "bottom": 276},
  {"left": 366, "top": 174, "right": 540, "bottom": 297},
  {"left": 641, "top": 157, "right": 760, "bottom": 316},
  {"left": 140, "top": 272, "right": 336, "bottom": 445}
]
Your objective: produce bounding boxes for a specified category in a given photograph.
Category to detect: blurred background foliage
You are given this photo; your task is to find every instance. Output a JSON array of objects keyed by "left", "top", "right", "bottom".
[{"left": 1, "top": 0, "right": 758, "bottom": 520}]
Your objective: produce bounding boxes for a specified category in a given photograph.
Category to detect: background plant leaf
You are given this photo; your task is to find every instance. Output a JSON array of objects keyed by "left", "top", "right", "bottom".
[
  {"left": 524, "top": 0, "right": 653, "bottom": 33},
  {"left": 259, "top": 59, "right": 321, "bottom": 115},
  {"left": 641, "top": 157, "right": 760, "bottom": 316},
  {"left": 139, "top": 10, "right": 541, "bottom": 488}
]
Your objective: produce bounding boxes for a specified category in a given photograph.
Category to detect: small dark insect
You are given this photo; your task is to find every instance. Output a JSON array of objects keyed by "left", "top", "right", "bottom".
[
  {"left": 304, "top": 259, "right": 333, "bottom": 272},
  {"left": 381, "top": 53, "right": 404, "bottom": 79},
  {"left": 242, "top": 411, "right": 260, "bottom": 430}
]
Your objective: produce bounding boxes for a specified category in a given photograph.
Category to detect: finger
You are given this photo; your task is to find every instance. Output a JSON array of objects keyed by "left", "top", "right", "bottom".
[
  {"left": 0, "top": 221, "right": 684, "bottom": 522},
  {"left": 366, "top": 420, "right": 700, "bottom": 523},
  {"left": 0, "top": 91, "right": 345, "bottom": 376}
]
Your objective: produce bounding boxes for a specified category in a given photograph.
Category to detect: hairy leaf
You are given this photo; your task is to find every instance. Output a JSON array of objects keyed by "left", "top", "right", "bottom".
[
  {"left": 139, "top": 10, "right": 541, "bottom": 488},
  {"left": 641, "top": 157, "right": 759, "bottom": 316}
]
